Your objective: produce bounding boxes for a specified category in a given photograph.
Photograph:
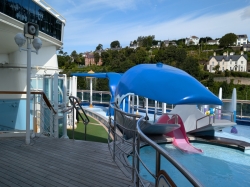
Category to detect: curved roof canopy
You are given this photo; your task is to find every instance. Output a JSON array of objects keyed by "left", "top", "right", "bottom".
[{"left": 115, "top": 63, "right": 222, "bottom": 105}]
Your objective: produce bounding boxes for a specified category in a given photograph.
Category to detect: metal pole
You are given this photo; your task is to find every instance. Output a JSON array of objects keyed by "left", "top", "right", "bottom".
[
  {"left": 72, "top": 107, "right": 75, "bottom": 140},
  {"left": 156, "top": 151, "right": 161, "bottom": 185},
  {"left": 113, "top": 109, "right": 116, "bottom": 160},
  {"left": 85, "top": 122, "right": 87, "bottom": 140},
  {"left": 62, "top": 74, "right": 68, "bottom": 138},
  {"left": 53, "top": 73, "right": 58, "bottom": 138},
  {"left": 136, "top": 133, "right": 140, "bottom": 187},
  {"left": 26, "top": 39, "right": 31, "bottom": 145},
  {"left": 90, "top": 78, "right": 93, "bottom": 107}
]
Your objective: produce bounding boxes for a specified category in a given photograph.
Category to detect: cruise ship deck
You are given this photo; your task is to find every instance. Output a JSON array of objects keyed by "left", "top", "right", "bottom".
[{"left": 0, "top": 137, "right": 133, "bottom": 187}]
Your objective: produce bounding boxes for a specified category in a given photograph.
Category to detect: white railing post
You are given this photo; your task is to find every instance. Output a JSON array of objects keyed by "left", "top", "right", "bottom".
[
  {"left": 62, "top": 74, "right": 68, "bottom": 138},
  {"left": 40, "top": 98, "right": 44, "bottom": 135},
  {"left": 53, "top": 73, "right": 59, "bottom": 138}
]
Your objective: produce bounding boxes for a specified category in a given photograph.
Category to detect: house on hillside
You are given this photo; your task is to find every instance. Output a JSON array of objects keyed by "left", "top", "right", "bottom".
[
  {"left": 163, "top": 40, "right": 177, "bottom": 47},
  {"left": 207, "top": 52, "right": 248, "bottom": 73},
  {"left": 185, "top": 36, "right": 199, "bottom": 45},
  {"left": 243, "top": 44, "right": 250, "bottom": 52},
  {"left": 236, "top": 35, "right": 248, "bottom": 46},
  {"left": 84, "top": 52, "right": 103, "bottom": 66},
  {"left": 207, "top": 40, "right": 219, "bottom": 45},
  {"left": 130, "top": 41, "right": 139, "bottom": 49}
]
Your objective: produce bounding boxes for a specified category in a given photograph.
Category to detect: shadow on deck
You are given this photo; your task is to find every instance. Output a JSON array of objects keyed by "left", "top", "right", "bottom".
[{"left": 0, "top": 137, "right": 133, "bottom": 187}]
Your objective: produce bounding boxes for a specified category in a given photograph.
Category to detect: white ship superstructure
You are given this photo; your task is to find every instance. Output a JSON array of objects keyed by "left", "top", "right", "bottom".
[{"left": 0, "top": 0, "right": 67, "bottom": 138}]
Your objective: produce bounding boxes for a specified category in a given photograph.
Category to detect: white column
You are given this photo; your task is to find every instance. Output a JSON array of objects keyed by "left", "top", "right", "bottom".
[
  {"left": 218, "top": 87, "right": 222, "bottom": 119},
  {"left": 132, "top": 95, "right": 135, "bottom": 114},
  {"left": 162, "top": 103, "right": 166, "bottom": 114},
  {"left": 90, "top": 78, "right": 93, "bottom": 107},
  {"left": 62, "top": 74, "right": 68, "bottom": 138},
  {"left": 72, "top": 76, "right": 77, "bottom": 121},
  {"left": 69, "top": 77, "right": 72, "bottom": 97},
  {"left": 145, "top": 98, "right": 148, "bottom": 116},
  {"left": 53, "top": 73, "right": 59, "bottom": 138},
  {"left": 26, "top": 40, "right": 31, "bottom": 145},
  {"left": 128, "top": 95, "right": 131, "bottom": 113},
  {"left": 136, "top": 95, "right": 139, "bottom": 114}
]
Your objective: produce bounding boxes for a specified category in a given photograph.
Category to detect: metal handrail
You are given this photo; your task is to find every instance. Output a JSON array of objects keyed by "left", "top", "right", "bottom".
[
  {"left": 108, "top": 103, "right": 202, "bottom": 186},
  {"left": 0, "top": 91, "right": 56, "bottom": 114},
  {"left": 136, "top": 117, "right": 203, "bottom": 187},
  {"left": 68, "top": 96, "right": 90, "bottom": 140},
  {"left": 196, "top": 115, "right": 211, "bottom": 129}
]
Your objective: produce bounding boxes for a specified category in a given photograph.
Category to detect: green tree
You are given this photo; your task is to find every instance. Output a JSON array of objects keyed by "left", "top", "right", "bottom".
[
  {"left": 134, "top": 47, "right": 147, "bottom": 64},
  {"left": 219, "top": 33, "right": 237, "bottom": 48},
  {"left": 71, "top": 50, "right": 78, "bottom": 60},
  {"left": 182, "top": 57, "right": 200, "bottom": 79},
  {"left": 110, "top": 40, "right": 120, "bottom": 48},
  {"left": 199, "top": 37, "right": 212, "bottom": 44},
  {"left": 101, "top": 51, "right": 110, "bottom": 66},
  {"left": 175, "top": 48, "right": 187, "bottom": 68},
  {"left": 213, "top": 65, "right": 220, "bottom": 74},
  {"left": 94, "top": 52, "right": 100, "bottom": 64},
  {"left": 96, "top": 44, "right": 103, "bottom": 51},
  {"left": 137, "top": 35, "right": 155, "bottom": 47},
  {"left": 58, "top": 50, "right": 64, "bottom": 55}
]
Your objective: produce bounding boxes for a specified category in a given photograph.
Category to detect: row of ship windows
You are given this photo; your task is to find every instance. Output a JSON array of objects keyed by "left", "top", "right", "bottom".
[{"left": 0, "top": 0, "right": 62, "bottom": 41}]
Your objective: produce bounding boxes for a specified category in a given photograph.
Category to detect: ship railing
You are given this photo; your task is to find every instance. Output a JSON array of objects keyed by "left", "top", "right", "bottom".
[
  {"left": 108, "top": 103, "right": 203, "bottom": 187},
  {"left": 196, "top": 108, "right": 234, "bottom": 129},
  {"left": 0, "top": 91, "right": 57, "bottom": 137},
  {"left": 66, "top": 96, "right": 89, "bottom": 140}
]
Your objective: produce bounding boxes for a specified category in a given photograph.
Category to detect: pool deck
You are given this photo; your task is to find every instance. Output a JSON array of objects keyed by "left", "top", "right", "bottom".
[{"left": 0, "top": 137, "right": 133, "bottom": 187}]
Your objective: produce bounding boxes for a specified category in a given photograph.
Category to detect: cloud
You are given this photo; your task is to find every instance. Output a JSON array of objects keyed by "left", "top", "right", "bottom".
[
  {"left": 59, "top": 2, "right": 250, "bottom": 53},
  {"left": 241, "top": 7, "right": 250, "bottom": 19}
]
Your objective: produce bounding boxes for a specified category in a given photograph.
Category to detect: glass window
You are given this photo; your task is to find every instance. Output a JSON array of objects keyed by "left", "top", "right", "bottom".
[
  {"left": 5, "top": 0, "right": 14, "bottom": 18},
  {"left": 0, "top": 0, "right": 4, "bottom": 12},
  {"left": 241, "top": 61, "right": 243, "bottom": 64},
  {"left": 2, "top": 0, "right": 62, "bottom": 41},
  {"left": 29, "top": 1, "right": 37, "bottom": 23}
]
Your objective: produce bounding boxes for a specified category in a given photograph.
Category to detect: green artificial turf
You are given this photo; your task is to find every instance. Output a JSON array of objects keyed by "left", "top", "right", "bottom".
[{"left": 67, "top": 115, "right": 108, "bottom": 143}]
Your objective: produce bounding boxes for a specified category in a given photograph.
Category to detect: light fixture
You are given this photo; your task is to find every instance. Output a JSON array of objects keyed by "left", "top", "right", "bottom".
[{"left": 14, "top": 22, "right": 42, "bottom": 145}]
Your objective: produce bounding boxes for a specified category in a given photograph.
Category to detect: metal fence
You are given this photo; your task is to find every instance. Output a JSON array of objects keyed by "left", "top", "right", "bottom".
[{"left": 108, "top": 103, "right": 203, "bottom": 187}]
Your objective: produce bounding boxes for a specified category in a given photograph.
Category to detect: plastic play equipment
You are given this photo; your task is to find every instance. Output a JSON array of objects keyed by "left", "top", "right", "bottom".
[
  {"left": 71, "top": 72, "right": 122, "bottom": 115},
  {"left": 157, "top": 114, "right": 203, "bottom": 153}
]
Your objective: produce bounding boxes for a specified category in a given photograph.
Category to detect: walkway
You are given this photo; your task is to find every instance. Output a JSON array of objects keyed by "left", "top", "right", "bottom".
[{"left": 0, "top": 137, "right": 133, "bottom": 187}]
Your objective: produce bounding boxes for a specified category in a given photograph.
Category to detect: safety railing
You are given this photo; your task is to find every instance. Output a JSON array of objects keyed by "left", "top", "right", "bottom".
[
  {"left": 136, "top": 117, "right": 203, "bottom": 187},
  {"left": 0, "top": 91, "right": 57, "bottom": 137},
  {"left": 67, "top": 96, "right": 89, "bottom": 140},
  {"left": 108, "top": 103, "right": 203, "bottom": 187},
  {"left": 196, "top": 108, "right": 234, "bottom": 129}
]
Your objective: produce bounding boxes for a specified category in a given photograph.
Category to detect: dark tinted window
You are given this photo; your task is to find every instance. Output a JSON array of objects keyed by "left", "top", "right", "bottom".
[
  {"left": 1, "top": 0, "right": 62, "bottom": 41},
  {"left": 0, "top": 0, "right": 4, "bottom": 13}
]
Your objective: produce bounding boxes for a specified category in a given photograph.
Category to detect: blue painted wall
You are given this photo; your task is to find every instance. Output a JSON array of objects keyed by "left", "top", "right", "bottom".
[{"left": 0, "top": 99, "right": 33, "bottom": 131}]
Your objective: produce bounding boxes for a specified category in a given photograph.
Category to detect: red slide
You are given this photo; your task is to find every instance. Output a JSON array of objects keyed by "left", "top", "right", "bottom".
[{"left": 157, "top": 114, "right": 203, "bottom": 154}]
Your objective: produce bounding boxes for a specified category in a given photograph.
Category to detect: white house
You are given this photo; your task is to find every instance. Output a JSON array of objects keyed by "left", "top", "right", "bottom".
[
  {"left": 243, "top": 44, "right": 250, "bottom": 52},
  {"left": 207, "top": 52, "right": 248, "bottom": 73},
  {"left": 207, "top": 40, "right": 220, "bottom": 45},
  {"left": 185, "top": 36, "right": 199, "bottom": 45},
  {"left": 236, "top": 35, "right": 248, "bottom": 46}
]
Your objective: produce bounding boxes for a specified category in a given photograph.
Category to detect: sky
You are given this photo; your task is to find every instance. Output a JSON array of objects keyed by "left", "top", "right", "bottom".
[{"left": 47, "top": 0, "right": 250, "bottom": 54}]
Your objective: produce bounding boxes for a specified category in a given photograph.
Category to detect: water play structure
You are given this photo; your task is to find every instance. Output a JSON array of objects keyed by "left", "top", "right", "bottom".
[
  {"left": 71, "top": 63, "right": 237, "bottom": 154},
  {"left": 156, "top": 114, "right": 203, "bottom": 153}
]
